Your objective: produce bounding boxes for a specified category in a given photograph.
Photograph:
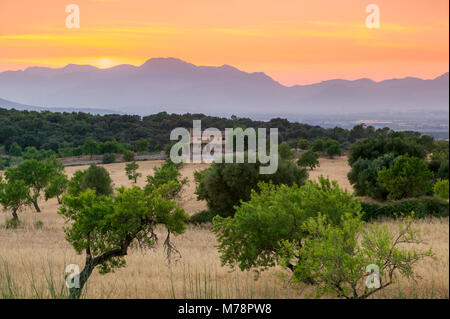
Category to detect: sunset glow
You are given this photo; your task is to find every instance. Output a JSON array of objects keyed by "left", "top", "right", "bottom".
[{"left": 0, "top": 0, "right": 448, "bottom": 85}]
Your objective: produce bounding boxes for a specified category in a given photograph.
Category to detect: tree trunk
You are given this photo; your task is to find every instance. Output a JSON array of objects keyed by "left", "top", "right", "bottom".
[
  {"left": 32, "top": 200, "right": 41, "bottom": 212},
  {"left": 12, "top": 208, "right": 19, "bottom": 221},
  {"left": 56, "top": 195, "right": 62, "bottom": 204},
  {"left": 69, "top": 261, "right": 95, "bottom": 299}
]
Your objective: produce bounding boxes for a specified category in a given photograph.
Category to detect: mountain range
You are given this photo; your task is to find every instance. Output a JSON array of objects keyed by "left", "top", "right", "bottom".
[{"left": 0, "top": 57, "right": 448, "bottom": 117}]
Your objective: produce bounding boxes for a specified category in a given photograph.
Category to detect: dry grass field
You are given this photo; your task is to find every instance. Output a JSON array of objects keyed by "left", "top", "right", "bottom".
[{"left": 0, "top": 157, "right": 448, "bottom": 298}]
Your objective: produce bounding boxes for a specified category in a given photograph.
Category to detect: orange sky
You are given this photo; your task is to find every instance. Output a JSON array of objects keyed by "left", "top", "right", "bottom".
[{"left": 0, "top": 0, "right": 448, "bottom": 85}]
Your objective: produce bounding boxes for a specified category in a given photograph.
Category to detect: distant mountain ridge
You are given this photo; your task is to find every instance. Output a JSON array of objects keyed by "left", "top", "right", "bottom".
[{"left": 0, "top": 57, "right": 447, "bottom": 116}]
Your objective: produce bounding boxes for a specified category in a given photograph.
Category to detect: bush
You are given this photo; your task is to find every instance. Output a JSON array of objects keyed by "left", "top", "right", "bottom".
[
  {"left": 434, "top": 179, "right": 449, "bottom": 200},
  {"left": 347, "top": 153, "right": 396, "bottom": 200},
  {"left": 325, "top": 139, "right": 341, "bottom": 158},
  {"left": 122, "top": 150, "right": 135, "bottom": 162},
  {"left": 360, "top": 197, "right": 449, "bottom": 221},
  {"left": 189, "top": 210, "right": 217, "bottom": 224},
  {"left": 278, "top": 142, "right": 294, "bottom": 160},
  {"left": 5, "top": 217, "right": 21, "bottom": 229},
  {"left": 297, "top": 139, "right": 309, "bottom": 150},
  {"left": 195, "top": 156, "right": 308, "bottom": 217},
  {"left": 377, "top": 155, "right": 433, "bottom": 200},
  {"left": 68, "top": 164, "right": 113, "bottom": 197},
  {"left": 102, "top": 153, "right": 116, "bottom": 164}
]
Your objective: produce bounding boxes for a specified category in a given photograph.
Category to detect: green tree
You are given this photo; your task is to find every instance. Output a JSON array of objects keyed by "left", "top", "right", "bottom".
[
  {"left": 59, "top": 186, "right": 189, "bottom": 298},
  {"left": 283, "top": 214, "right": 433, "bottom": 299},
  {"left": 311, "top": 139, "right": 326, "bottom": 152},
  {"left": 82, "top": 139, "right": 99, "bottom": 159},
  {"left": 212, "top": 177, "right": 361, "bottom": 274},
  {"left": 278, "top": 142, "right": 294, "bottom": 160},
  {"left": 122, "top": 150, "right": 135, "bottom": 162},
  {"left": 297, "top": 139, "right": 309, "bottom": 150},
  {"left": 378, "top": 155, "right": 433, "bottom": 200},
  {"left": 297, "top": 150, "right": 320, "bottom": 170},
  {"left": 145, "top": 159, "right": 187, "bottom": 199},
  {"left": 45, "top": 173, "right": 69, "bottom": 204},
  {"left": 8, "top": 142, "right": 22, "bottom": 157},
  {"left": 0, "top": 175, "right": 31, "bottom": 221},
  {"left": 325, "top": 139, "right": 341, "bottom": 158},
  {"left": 125, "top": 161, "right": 142, "bottom": 183},
  {"left": 195, "top": 156, "right": 308, "bottom": 217},
  {"left": 433, "top": 179, "right": 449, "bottom": 200},
  {"left": 136, "top": 139, "right": 150, "bottom": 153},
  {"left": 5, "top": 159, "right": 59, "bottom": 212},
  {"left": 100, "top": 140, "right": 119, "bottom": 154}
]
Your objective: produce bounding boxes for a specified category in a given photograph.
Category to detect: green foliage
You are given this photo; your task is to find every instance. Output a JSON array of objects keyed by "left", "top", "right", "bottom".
[
  {"left": 4, "top": 159, "right": 61, "bottom": 212},
  {"left": 278, "top": 142, "right": 294, "bottom": 160},
  {"left": 189, "top": 210, "right": 217, "bottom": 224},
  {"left": 59, "top": 185, "right": 189, "bottom": 298},
  {"left": 437, "top": 160, "right": 449, "bottom": 180},
  {"left": 0, "top": 175, "right": 31, "bottom": 220},
  {"left": 82, "top": 139, "right": 99, "bottom": 158},
  {"left": 325, "top": 139, "right": 341, "bottom": 158},
  {"left": 122, "top": 150, "right": 135, "bottom": 162},
  {"left": 360, "top": 197, "right": 449, "bottom": 220},
  {"left": 347, "top": 153, "right": 396, "bottom": 200},
  {"left": 195, "top": 157, "right": 308, "bottom": 217},
  {"left": 283, "top": 214, "right": 433, "bottom": 299},
  {"left": 311, "top": 139, "right": 326, "bottom": 152},
  {"left": 145, "top": 159, "right": 187, "bottom": 199},
  {"left": 8, "top": 142, "right": 22, "bottom": 156},
  {"left": 348, "top": 133, "right": 426, "bottom": 166},
  {"left": 100, "top": 140, "right": 119, "bottom": 154},
  {"left": 212, "top": 177, "right": 361, "bottom": 274},
  {"left": 4, "top": 217, "right": 21, "bottom": 229},
  {"left": 0, "top": 108, "right": 394, "bottom": 156},
  {"left": 102, "top": 153, "right": 116, "bottom": 164},
  {"left": 34, "top": 220, "right": 44, "bottom": 229},
  {"left": 297, "top": 139, "right": 309, "bottom": 150},
  {"left": 378, "top": 155, "right": 433, "bottom": 200},
  {"left": 297, "top": 150, "right": 320, "bottom": 170},
  {"left": 125, "top": 161, "right": 141, "bottom": 183},
  {"left": 136, "top": 139, "right": 150, "bottom": 153},
  {"left": 44, "top": 173, "right": 69, "bottom": 203},
  {"left": 68, "top": 164, "right": 113, "bottom": 197},
  {"left": 433, "top": 179, "right": 449, "bottom": 200}
]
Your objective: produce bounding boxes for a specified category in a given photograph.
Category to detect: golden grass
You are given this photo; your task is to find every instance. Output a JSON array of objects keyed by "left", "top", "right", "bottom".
[{"left": 0, "top": 157, "right": 448, "bottom": 298}]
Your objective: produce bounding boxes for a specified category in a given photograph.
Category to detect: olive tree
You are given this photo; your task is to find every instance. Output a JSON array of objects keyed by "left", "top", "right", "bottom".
[
  {"left": 59, "top": 186, "right": 189, "bottom": 299},
  {"left": 45, "top": 173, "right": 69, "bottom": 204}
]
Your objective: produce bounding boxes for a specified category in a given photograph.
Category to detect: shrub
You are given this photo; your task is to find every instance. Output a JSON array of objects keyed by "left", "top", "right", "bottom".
[
  {"left": 360, "top": 197, "right": 449, "bottom": 221},
  {"left": 325, "top": 139, "right": 341, "bottom": 158},
  {"left": 297, "top": 139, "right": 309, "bottom": 150},
  {"left": 377, "top": 155, "right": 433, "bottom": 200},
  {"left": 297, "top": 150, "right": 320, "bottom": 170},
  {"left": 195, "top": 157, "right": 308, "bottom": 217},
  {"left": 122, "top": 150, "right": 135, "bottom": 162},
  {"left": 433, "top": 179, "right": 449, "bottom": 200},
  {"left": 68, "top": 164, "right": 113, "bottom": 197},
  {"left": 347, "top": 153, "right": 396, "bottom": 200},
  {"left": 102, "top": 153, "right": 116, "bottom": 164},
  {"left": 189, "top": 210, "right": 217, "bottom": 224},
  {"left": 5, "top": 217, "right": 21, "bottom": 229},
  {"left": 278, "top": 142, "right": 294, "bottom": 160},
  {"left": 145, "top": 159, "right": 187, "bottom": 199},
  {"left": 212, "top": 176, "right": 361, "bottom": 273}
]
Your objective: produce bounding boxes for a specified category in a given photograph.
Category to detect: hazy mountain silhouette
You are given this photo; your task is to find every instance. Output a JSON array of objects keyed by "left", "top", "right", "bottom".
[{"left": 0, "top": 57, "right": 447, "bottom": 116}]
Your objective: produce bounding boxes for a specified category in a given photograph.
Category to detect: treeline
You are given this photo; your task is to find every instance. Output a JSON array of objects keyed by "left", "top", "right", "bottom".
[{"left": 0, "top": 107, "right": 422, "bottom": 155}]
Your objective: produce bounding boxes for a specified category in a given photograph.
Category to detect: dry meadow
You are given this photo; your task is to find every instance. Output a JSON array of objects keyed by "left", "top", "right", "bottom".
[{"left": 0, "top": 157, "right": 448, "bottom": 298}]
